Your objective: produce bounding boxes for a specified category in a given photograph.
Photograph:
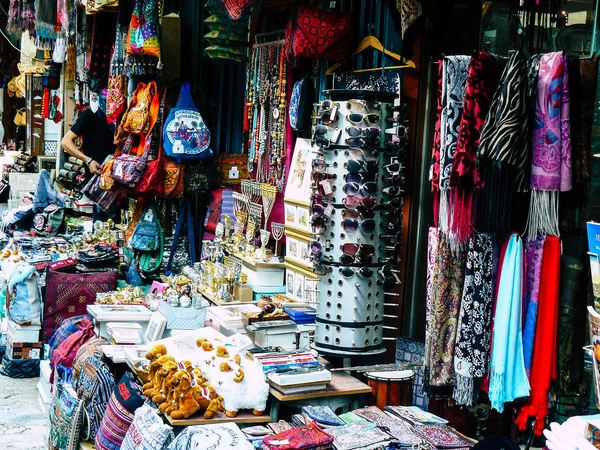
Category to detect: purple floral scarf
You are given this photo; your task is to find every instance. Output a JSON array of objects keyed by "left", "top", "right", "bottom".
[{"left": 523, "top": 235, "right": 546, "bottom": 376}]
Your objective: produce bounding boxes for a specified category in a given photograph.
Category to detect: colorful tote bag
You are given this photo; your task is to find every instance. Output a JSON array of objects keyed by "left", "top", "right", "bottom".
[
  {"left": 163, "top": 84, "right": 212, "bottom": 161},
  {"left": 127, "top": 0, "right": 161, "bottom": 58}
]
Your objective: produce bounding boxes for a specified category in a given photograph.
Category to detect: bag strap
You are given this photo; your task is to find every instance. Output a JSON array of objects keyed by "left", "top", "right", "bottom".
[{"left": 166, "top": 199, "right": 195, "bottom": 274}]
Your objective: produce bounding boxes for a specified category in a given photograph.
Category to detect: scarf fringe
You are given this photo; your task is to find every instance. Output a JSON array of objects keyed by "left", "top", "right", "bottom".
[
  {"left": 453, "top": 374, "right": 474, "bottom": 406},
  {"left": 489, "top": 367, "right": 506, "bottom": 413},
  {"left": 524, "top": 190, "right": 560, "bottom": 239}
]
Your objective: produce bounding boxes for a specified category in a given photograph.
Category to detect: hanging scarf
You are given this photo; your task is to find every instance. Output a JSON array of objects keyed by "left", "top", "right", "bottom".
[
  {"left": 526, "top": 51, "right": 571, "bottom": 238},
  {"left": 220, "top": 0, "right": 255, "bottom": 20},
  {"left": 570, "top": 58, "right": 598, "bottom": 185},
  {"left": 88, "top": 13, "right": 116, "bottom": 93},
  {"left": 430, "top": 64, "right": 443, "bottom": 225},
  {"left": 35, "top": 0, "right": 58, "bottom": 39},
  {"left": 438, "top": 55, "right": 470, "bottom": 234},
  {"left": 428, "top": 238, "right": 466, "bottom": 387},
  {"left": 450, "top": 52, "right": 505, "bottom": 245},
  {"left": 475, "top": 52, "right": 534, "bottom": 238},
  {"left": 424, "top": 227, "right": 439, "bottom": 373},
  {"left": 453, "top": 233, "right": 495, "bottom": 406},
  {"left": 489, "top": 233, "right": 530, "bottom": 412},
  {"left": 516, "top": 236, "right": 560, "bottom": 435},
  {"left": 397, "top": 0, "right": 422, "bottom": 37},
  {"left": 522, "top": 235, "right": 545, "bottom": 376}
]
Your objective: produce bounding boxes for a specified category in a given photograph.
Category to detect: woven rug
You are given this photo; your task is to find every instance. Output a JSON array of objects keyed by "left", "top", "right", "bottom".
[{"left": 43, "top": 271, "right": 117, "bottom": 342}]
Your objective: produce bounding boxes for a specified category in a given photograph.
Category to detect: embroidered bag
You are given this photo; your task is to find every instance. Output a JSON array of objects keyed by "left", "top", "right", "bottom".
[
  {"left": 75, "top": 354, "right": 116, "bottom": 442},
  {"left": 106, "top": 75, "right": 126, "bottom": 125},
  {"left": 127, "top": 0, "right": 161, "bottom": 58},
  {"left": 215, "top": 153, "right": 249, "bottom": 186},
  {"left": 288, "top": 6, "right": 352, "bottom": 64},
  {"left": 121, "top": 403, "right": 173, "bottom": 450},
  {"left": 184, "top": 159, "right": 218, "bottom": 194},
  {"left": 49, "top": 379, "right": 85, "bottom": 450},
  {"left": 163, "top": 159, "right": 185, "bottom": 199},
  {"left": 163, "top": 84, "right": 212, "bottom": 161},
  {"left": 83, "top": 175, "right": 126, "bottom": 213},
  {"left": 33, "top": 204, "right": 65, "bottom": 236},
  {"left": 117, "top": 82, "right": 159, "bottom": 141},
  {"left": 111, "top": 136, "right": 149, "bottom": 187},
  {"left": 137, "top": 87, "right": 167, "bottom": 197},
  {"left": 95, "top": 372, "right": 146, "bottom": 450},
  {"left": 289, "top": 72, "right": 314, "bottom": 131},
  {"left": 99, "top": 156, "right": 116, "bottom": 191},
  {"left": 72, "top": 336, "right": 107, "bottom": 381},
  {"left": 129, "top": 204, "right": 161, "bottom": 252},
  {"left": 6, "top": 263, "right": 41, "bottom": 326}
]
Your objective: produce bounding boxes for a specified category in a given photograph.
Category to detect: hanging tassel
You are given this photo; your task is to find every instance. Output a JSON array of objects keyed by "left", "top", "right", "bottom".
[{"left": 524, "top": 190, "right": 560, "bottom": 238}]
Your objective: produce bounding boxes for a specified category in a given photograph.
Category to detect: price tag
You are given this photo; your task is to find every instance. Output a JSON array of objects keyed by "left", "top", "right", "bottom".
[
  {"left": 320, "top": 180, "right": 333, "bottom": 195},
  {"left": 229, "top": 166, "right": 240, "bottom": 180},
  {"left": 331, "top": 127, "right": 342, "bottom": 144},
  {"left": 324, "top": 204, "right": 334, "bottom": 217},
  {"left": 329, "top": 105, "right": 338, "bottom": 123}
]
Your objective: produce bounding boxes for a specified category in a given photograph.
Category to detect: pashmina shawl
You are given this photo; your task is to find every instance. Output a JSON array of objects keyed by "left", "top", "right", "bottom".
[
  {"left": 428, "top": 237, "right": 466, "bottom": 387},
  {"left": 453, "top": 233, "right": 495, "bottom": 406},
  {"left": 353, "top": 406, "right": 424, "bottom": 446},
  {"left": 439, "top": 55, "right": 470, "bottom": 233},
  {"left": 489, "top": 233, "right": 530, "bottom": 412},
  {"left": 526, "top": 51, "right": 571, "bottom": 238},
  {"left": 430, "top": 65, "right": 443, "bottom": 225},
  {"left": 450, "top": 52, "right": 505, "bottom": 244},
  {"left": 516, "top": 236, "right": 560, "bottom": 436},
  {"left": 424, "top": 227, "right": 439, "bottom": 370},
  {"left": 522, "top": 235, "right": 546, "bottom": 376}
]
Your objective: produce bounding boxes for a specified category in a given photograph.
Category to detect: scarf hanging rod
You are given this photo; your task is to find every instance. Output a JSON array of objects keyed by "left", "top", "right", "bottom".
[{"left": 253, "top": 39, "right": 285, "bottom": 48}]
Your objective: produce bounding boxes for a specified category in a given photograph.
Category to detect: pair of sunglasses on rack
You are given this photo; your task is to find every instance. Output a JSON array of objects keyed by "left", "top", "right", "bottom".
[
  {"left": 339, "top": 266, "right": 401, "bottom": 288},
  {"left": 346, "top": 99, "right": 381, "bottom": 111}
]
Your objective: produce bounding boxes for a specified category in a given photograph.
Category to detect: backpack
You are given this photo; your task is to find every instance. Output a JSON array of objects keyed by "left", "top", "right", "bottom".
[
  {"left": 129, "top": 204, "right": 161, "bottom": 252},
  {"left": 163, "top": 83, "right": 212, "bottom": 161},
  {"left": 6, "top": 263, "right": 42, "bottom": 326},
  {"left": 75, "top": 354, "right": 115, "bottom": 442},
  {"left": 48, "top": 315, "right": 94, "bottom": 363},
  {"left": 72, "top": 336, "right": 107, "bottom": 381}
]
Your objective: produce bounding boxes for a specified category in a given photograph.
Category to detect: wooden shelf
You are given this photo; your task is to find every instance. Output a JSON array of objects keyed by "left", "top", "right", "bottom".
[{"left": 163, "top": 409, "right": 271, "bottom": 426}]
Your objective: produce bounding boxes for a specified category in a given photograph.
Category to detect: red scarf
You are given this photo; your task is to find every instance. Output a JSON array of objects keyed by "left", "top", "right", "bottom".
[{"left": 515, "top": 236, "right": 560, "bottom": 435}]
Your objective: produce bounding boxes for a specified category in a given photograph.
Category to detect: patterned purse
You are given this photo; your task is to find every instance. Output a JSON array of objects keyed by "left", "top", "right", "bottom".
[
  {"left": 163, "top": 159, "right": 185, "bottom": 199},
  {"left": 129, "top": 204, "right": 161, "bottom": 252},
  {"left": 111, "top": 136, "right": 148, "bottom": 187},
  {"left": 215, "top": 153, "right": 249, "bottom": 186},
  {"left": 288, "top": 6, "right": 352, "bottom": 64}
]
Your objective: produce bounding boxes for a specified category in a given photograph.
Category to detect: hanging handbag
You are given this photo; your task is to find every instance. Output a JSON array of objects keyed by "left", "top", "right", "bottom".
[
  {"left": 83, "top": 175, "right": 126, "bottom": 212},
  {"left": 86, "top": 0, "right": 119, "bottom": 14},
  {"left": 166, "top": 199, "right": 196, "bottom": 275},
  {"left": 120, "top": 82, "right": 159, "bottom": 137},
  {"left": 289, "top": 72, "right": 315, "bottom": 131},
  {"left": 185, "top": 159, "right": 218, "bottom": 194},
  {"left": 287, "top": 5, "right": 352, "bottom": 64},
  {"left": 127, "top": 0, "right": 161, "bottom": 58},
  {"left": 13, "top": 108, "right": 26, "bottom": 127},
  {"left": 162, "top": 159, "right": 185, "bottom": 199},
  {"left": 129, "top": 204, "right": 161, "bottom": 252},
  {"left": 215, "top": 152, "right": 249, "bottom": 186},
  {"left": 163, "top": 83, "right": 213, "bottom": 161},
  {"left": 99, "top": 156, "right": 116, "bottom": 191},
  {"left": 110, "top": 136, "right": 149, "bottom": 187}
]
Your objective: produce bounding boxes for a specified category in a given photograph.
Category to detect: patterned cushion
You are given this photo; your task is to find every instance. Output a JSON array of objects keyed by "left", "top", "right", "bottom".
[
  {"left": 121, "top": 404, "right": 173, "bottom": 450},
  {"left": 95, "top": 372, "right": 145, "bottom": 450},
  {"left": 43, "top": 271, "right": 118, "bottom": 342}
]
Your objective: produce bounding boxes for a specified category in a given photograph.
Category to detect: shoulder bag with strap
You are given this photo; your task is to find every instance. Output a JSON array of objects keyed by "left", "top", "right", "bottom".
[
  {"left": 163, "top": 83, "right": 212, "bottom": 162},
  {"left": 165, "top": 199, "right": 196, "bottom": 275}
]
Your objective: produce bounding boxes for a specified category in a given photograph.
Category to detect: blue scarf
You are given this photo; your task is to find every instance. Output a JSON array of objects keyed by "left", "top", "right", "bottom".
[{"left": 489, "top": 233, "right": 530, "bottom": 412}]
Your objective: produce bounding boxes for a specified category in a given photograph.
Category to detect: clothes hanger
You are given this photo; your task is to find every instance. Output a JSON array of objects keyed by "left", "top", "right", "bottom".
[{"left": 326, "top": 34, "right": 416, "bottom": 75}]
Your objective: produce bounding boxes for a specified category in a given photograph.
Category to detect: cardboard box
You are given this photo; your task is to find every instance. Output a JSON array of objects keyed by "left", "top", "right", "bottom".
[{"left": 7, "top": 340, "right": 43, "bottom": 360}]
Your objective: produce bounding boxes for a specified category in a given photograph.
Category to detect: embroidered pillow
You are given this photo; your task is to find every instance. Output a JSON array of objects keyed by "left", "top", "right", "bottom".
[{"left": 95, "top": 372, "right": 146, "bottom": 450}]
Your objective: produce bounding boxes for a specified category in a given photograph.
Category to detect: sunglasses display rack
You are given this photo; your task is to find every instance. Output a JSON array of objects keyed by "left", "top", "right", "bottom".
[{"left": 310, "top": 90, "right": 407, "bottom": 356}]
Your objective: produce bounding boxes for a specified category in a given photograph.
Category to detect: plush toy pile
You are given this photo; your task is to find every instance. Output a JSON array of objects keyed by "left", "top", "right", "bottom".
[{"left": 142, "top": 339, "right": 269, "bottom": 420}]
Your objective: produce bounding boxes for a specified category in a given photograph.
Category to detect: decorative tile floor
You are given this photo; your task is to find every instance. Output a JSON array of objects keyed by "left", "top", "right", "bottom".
[{"left": 0, "top": 375, "right": 47, "bottom": 449}]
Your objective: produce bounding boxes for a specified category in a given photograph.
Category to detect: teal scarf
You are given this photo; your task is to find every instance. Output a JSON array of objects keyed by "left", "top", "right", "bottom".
[{"left": 489, "top": 233, "right": 530, "bottom": 412}]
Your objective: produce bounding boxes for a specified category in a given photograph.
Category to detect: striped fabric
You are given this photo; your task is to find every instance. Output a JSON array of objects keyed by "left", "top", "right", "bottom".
[{"left": 95, "top": 372, "right": 145, "bottom": 450}]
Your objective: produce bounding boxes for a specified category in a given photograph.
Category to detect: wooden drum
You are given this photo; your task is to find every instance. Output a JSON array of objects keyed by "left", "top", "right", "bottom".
[{"left": 365, "top": 370, "right": 415, "bottom": 409}]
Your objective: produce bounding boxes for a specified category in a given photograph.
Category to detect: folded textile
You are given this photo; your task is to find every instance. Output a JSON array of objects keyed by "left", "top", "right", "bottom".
[
  {"left": 302, "top": 406, "right": 345, "bottom": 427},
  {"left": 489, "top": 233, "right": 530, "bottom": 412},
  {"left": 325, "top": 422, "right": 394, "bottom": 450},
  {"left": 353, "top": 406, "right": 424, "bottom": 446},
  {"left": 413, "top": 424, "right": 475, "bottom": 448},
  {"left": 262, "top": 422, "right": 333, "bottom": 450}
]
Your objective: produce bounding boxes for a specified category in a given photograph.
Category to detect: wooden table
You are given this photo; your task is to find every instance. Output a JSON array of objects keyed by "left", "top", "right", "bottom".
[
  {"left": 268, "top": 370, "right": 372, "bottom": 420},
  {"left": 163, "top": 409, "right": 271, "bottom": 427}
]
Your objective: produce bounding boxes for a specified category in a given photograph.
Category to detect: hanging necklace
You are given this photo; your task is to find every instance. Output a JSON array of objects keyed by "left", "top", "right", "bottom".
[{"left": 247, "top": 49, "right": 258, "bottom": 173}]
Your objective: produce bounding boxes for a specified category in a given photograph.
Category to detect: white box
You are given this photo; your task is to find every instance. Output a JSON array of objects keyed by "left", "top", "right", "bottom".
[
  {"left": 7, "top": 320, "right": 41, "bottom": 343},
  {"left": 254, "top": 326, "right": 310, "bottom": 350},
  {"left": 242, "top": 263, "right": 285, "bottom": 288}
]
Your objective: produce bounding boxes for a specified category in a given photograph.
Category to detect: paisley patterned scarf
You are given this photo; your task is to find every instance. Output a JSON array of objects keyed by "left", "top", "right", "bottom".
[
  {"left": 526, "top": 51, "right": 571, "bottom": 238},
  {"left": 424, "top": 227, "right": 439, "bottom": 371},
  {"left": 450, "top": 52, "right": 505, "bottom": 245},
  {"left": 522, "top": 235, "right": 545, "bottom": 376},
  {"left": 489, "top": 233, "right": 530, "bottom": 412},
  {"left": 430, "top": 64, "right": 443, "bottom": 225},
  {"left": 516, "top": 236, "right": 560, "bottom": 436},
  {"left": 438, "top": 56, "right": 470, "bottom": 234},
  {"left": 453, "top": 233, "right": 495, "bottom": 406},
  {"left": 428, "top": 237, "right": 466, "bottom": 387}
]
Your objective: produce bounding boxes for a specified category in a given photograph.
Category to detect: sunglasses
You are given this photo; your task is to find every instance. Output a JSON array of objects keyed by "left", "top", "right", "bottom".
[
  {"left": 339, "top": 266, "right": 375, "bottom": 279},
  {"left": 346, "top": 159, "right": 377, "bottom": 172},
  {"left": 311, "top": 217, "right": 328, "bottom": 234},
  {"left": 341, "top": 243, "right": 375, "bottom": 261},
  {"left": 341, "top": 208, "right": 376, "bottom": 220},
  {"left": 385, "top": 125, "right": 409, "bottom": 138},
  {"left": 342, "top": 218, "right": 376, "bottom": 234},
  {"left": 312, "top": 125, "right": 330, "bottom": 147},
  {"left": 346, "top": 99, "right": 381, "bottom": 111},
  {"left": 342, "top": 196, "right": 377, "bottom": 209},
  {"left": 314, "top": 264, "right": 333, "bottom": 276},
  {"left": 380, "top": 264, "right": 401, "bottom": 282},
  {"left": 344, "top": 172, "right": 376, "bottom": 184},
  {"left": 312, "top": 159, "right": 335, "bottom": 171},
  {"left": 310, "top": 241, "right": 322, "bottom": 253},
  {"left": 342, "top": 181, "right": 378, "bottom": 196},
  {"left": 381, "top": 186, "right": 403, "bottom": 196},
  {"left": 312, "top": 193, "right": 332, "bottom": 204},
  {"left": 346, "top": 126, "right": 380, "bottom": 139},
  {"left": 317, "top": 101, "right": 339, "bottom": 124},
  {"left": 312, "top": 171, "right": 337, "bottom": 182},
  {"left": 346, "top": 137, "right": 380, "bottom": 150},
  {"left": 382, "top": 175, "right": 404, "bottom": 185},
  {"left": 384, "top": 162, "right": 403, "bottom": 174},
  {"left": 347, "top": 113, "right": 380, "bottom": 125}
]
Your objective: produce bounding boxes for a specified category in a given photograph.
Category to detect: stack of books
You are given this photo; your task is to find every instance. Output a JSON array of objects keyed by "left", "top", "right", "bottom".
[
  {"left": 207, "top": 304, "right": 261, "bottom": 334},
  {"left": 283, "top": 306, "right": 316, "bottom": 325}
]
